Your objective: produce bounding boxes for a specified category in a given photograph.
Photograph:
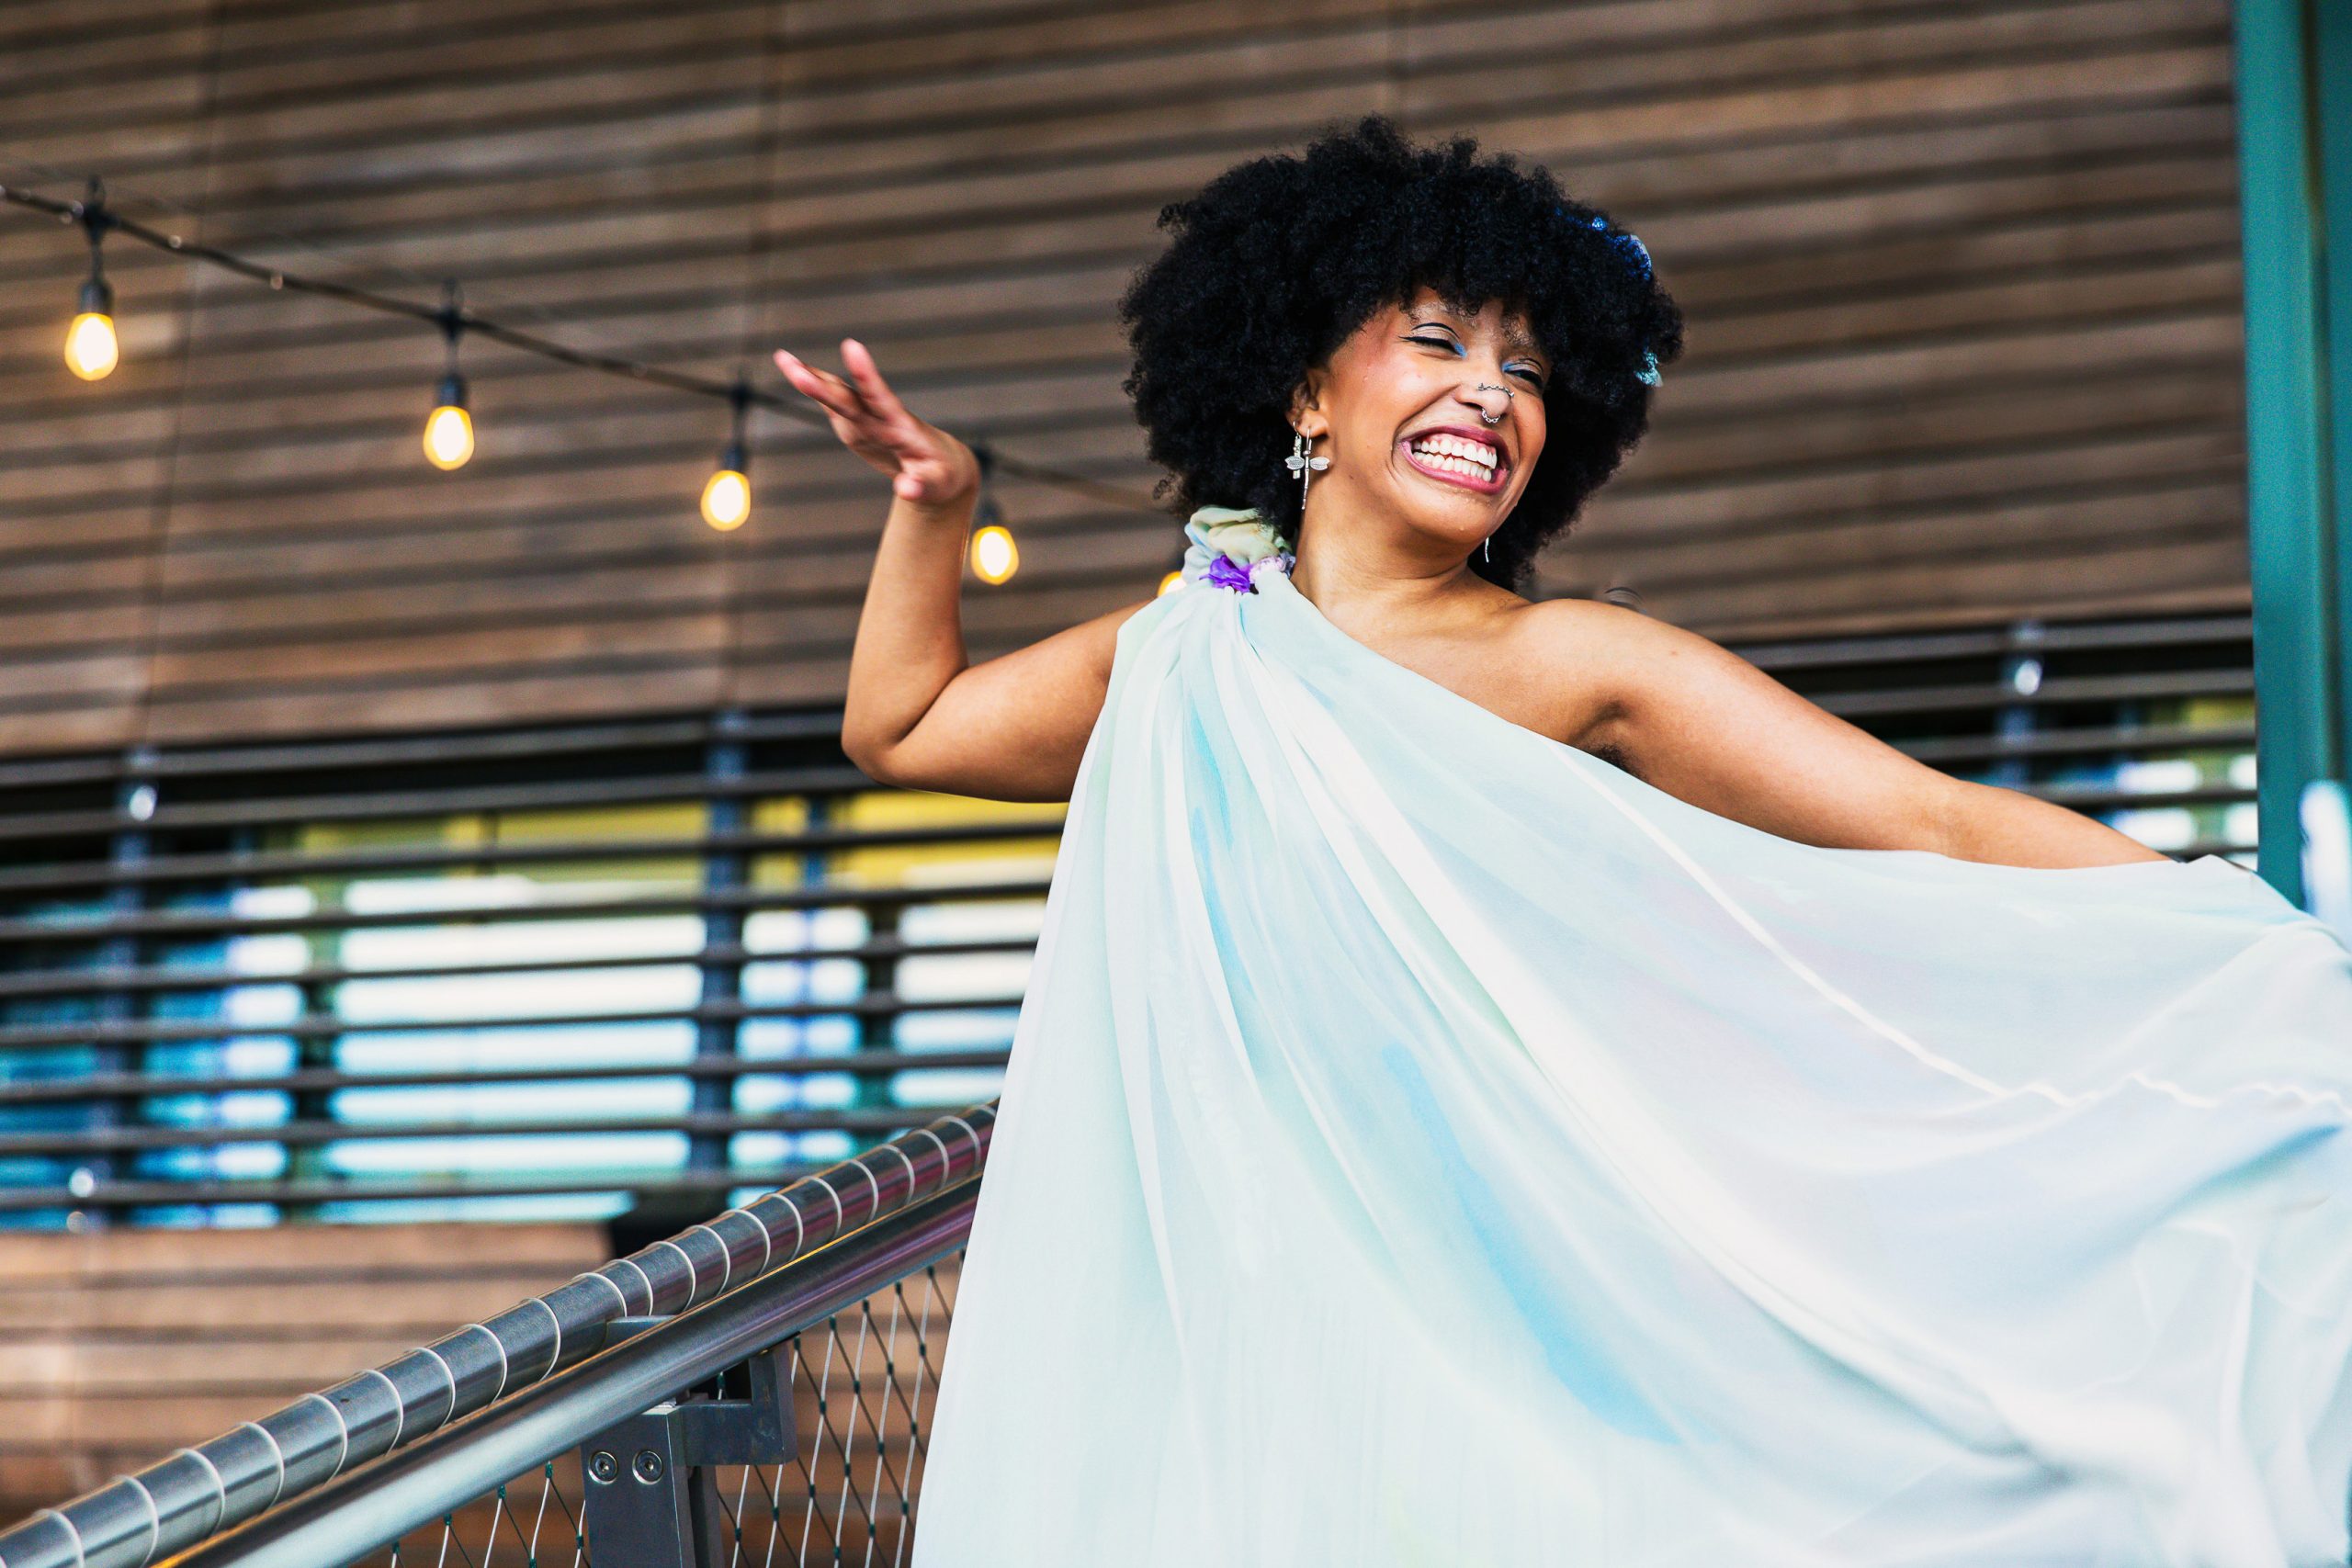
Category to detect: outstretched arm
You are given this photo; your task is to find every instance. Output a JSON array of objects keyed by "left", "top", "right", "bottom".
[
  {"left": 774, "top": 338, "right": 1154, "bottom": 802},
  {"left": 1566, "top": 604, "right": 2167, "bottom": 869}
]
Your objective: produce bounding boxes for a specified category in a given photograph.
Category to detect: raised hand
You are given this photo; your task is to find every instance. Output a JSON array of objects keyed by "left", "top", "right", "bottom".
[{"left": 773, "top": 338, "right": 980, "bottom": 509}]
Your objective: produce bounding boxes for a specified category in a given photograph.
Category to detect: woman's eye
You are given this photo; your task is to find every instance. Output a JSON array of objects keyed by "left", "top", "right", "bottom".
[{"left": 1408, "top": 333, "right": 1544, "bottom": 389}]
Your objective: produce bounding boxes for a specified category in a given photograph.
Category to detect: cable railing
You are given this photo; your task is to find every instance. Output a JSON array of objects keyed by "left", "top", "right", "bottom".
[
  {"left": 0, "top": 1098, "right": 997, "bottom": 1568},
  {"left": 0, "top": 608, "right": 2259, "bottom": 1225}
]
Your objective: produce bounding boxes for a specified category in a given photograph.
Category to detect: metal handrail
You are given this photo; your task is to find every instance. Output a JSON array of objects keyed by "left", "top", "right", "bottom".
[
  {"left": 0, "top": 1100, "right": 999, "bottom": 1568},
  {"left": 177, "top": 1176, "right": 981, "bottom": 1568}
]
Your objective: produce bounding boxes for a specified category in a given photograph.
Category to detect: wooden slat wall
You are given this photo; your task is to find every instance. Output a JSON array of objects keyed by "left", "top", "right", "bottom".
[
  {"left": 0, "top": 1221, "right": 605, "bottom": 1512},
  {"left": 0, "top": 0, "right": 2250, "bottom": 757}
]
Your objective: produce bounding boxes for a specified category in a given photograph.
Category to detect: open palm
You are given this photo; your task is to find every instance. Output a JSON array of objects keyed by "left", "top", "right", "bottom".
[{"left": 773, "top": 338, "right": 979, "bottom": 508}]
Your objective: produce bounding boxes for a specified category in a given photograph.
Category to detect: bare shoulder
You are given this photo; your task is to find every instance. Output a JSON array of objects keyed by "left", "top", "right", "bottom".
[
  {"left": 1496, "top": 594, "right": 1721, "bottom": 700},
  {"left": 1508, "top": 596, "right": 1787, "bottom": 776},
  {"left": 1513, "top": 596, "right": 1752, "bottom": 700},
  {"left": 1493, "top": 595, "right": 1679, "bottom": 770}
]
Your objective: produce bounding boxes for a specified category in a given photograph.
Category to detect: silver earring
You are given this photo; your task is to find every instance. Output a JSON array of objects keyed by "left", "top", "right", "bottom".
[
  {"left": 1483, "top": 533, "right": 1492, "bottom": 562},
  {"left": 1285, "top": 430, "right": 1329, "bottom": 503}
]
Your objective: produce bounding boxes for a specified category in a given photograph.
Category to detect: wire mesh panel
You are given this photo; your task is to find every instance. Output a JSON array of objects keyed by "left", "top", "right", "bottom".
[
  {"left": 377, "top": 1462, "right": 588, "bottom": 1568},
  {"left": 353, "top": 1251, "right": 963, "bottom": 1568}
]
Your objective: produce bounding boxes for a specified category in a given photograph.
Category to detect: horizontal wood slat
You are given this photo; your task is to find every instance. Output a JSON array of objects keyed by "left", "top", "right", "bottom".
[
  {"left": 0, "top": 0, "right": 2252, "bottom": 755},
  {"left": 0, "top": 1222, "right": 605, "bottom": 1510}
]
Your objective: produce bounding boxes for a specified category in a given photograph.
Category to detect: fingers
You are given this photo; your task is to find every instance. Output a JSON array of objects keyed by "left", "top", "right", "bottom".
[
  {"left": 772, "top": 347, "right": 879, "bottom": 426},
  {"left": 838, "top": 338, "right": 913, "bottom": 423},
  {"left": 772, "top": 353, "right": 853, "bottom": 417},
  {"left": 775, "top": 341, "right": 945, "bottom": 487},
  {"left": 775, "top": 344, "right": 886, "bottom": 419}
]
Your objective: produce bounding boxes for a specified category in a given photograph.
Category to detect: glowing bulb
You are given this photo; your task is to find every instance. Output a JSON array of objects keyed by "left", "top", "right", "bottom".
[
  {"left": 1158, "top": 570, "right": 1183, "bottom": 596},
  {"left": 970, "top": 524, "right": 1018, "bottom": 584},
  {"left": 65, "top": 311, "right": 118, "bottom": 380},
  {"left": 424, "top": 402, "right": 474, "bottom": 469},
  {"left": 702, "top": 468, "right": 751, "bottom": 531}
]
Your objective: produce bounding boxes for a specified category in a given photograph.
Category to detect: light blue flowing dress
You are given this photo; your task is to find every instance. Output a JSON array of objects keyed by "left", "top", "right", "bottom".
[{"left": 908, "top": 507, "right": 2352, "bottom": 1566}]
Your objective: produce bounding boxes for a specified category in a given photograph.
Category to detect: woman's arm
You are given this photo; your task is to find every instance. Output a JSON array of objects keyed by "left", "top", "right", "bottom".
[
  {"left": 1562, "top": 604, "right": 2168, "bottom": 868},
  {"left": 775, "top": 339, "right": 1154, "bottom": 802}
]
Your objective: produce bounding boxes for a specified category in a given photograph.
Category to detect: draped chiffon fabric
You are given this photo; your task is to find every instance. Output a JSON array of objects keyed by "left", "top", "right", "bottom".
[{"left": 907, "top": 509, "right": 2352, "bottom": 1567}]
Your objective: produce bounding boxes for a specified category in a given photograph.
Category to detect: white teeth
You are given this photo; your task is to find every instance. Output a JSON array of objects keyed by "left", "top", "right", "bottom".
[
  {"left": 1408, "top": 434, "right": 1498, "bottom": 482},
  {"left": 1408, "top": 434, "right": 1498, "bottom": 471},
  {"left": 1417, "top": 453, "right": 1487, "bottom": 482}
]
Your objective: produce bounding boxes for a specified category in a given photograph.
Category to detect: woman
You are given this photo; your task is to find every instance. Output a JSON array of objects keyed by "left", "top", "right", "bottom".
[{"left": 778, "top": 116, "right": 2352, "bottom": 1565}]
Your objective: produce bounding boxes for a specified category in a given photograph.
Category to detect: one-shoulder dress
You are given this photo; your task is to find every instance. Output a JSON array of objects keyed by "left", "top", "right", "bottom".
[{"left": 909, "top": 507, "right": 2352, "bottom": 1567}]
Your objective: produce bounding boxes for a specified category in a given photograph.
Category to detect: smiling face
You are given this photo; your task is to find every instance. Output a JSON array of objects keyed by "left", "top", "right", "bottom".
[{"left": 1288, "top": 285, "right": 1550, "bottom": 558}]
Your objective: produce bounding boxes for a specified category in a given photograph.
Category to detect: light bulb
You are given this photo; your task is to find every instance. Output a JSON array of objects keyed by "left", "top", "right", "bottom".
[
  {"left": 969, "top": 524, "right": 1018, "bottom": 584},
  {"left": 702, "top": 468, "right": 751, "bottom": 531},
  {"left": 424, "top": 402, "right": 474, "bottom": 469},
  {"left": 65, "top": 311, "right": 118, "bottom": 380}
]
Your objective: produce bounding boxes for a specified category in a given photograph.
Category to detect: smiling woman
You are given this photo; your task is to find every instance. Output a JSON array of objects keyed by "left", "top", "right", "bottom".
[
  {"left": 769, "top": 111, "right": 2352, "bottom": 1566},
  {"left": 1115, "top": 113, "right": 1683, "bottom": 592}
]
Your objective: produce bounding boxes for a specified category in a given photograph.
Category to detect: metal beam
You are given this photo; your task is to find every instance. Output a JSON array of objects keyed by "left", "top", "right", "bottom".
[{"left": 2235, "top": 0, "right": 2352, "bottom": 904}]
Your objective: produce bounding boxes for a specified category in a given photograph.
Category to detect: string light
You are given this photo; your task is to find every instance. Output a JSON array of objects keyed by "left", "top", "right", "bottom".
[
  {"left": 5, "top": 171, "right": 1169, "bottom": 560},
  {"left": 423, "top": 278, "right": 474, "bottom": 470},
  {"left": 967, "top": 443, "right": 1018, "bottom": 583},
  {"left": 970, "top": 525, "right": 1019, "bottom": 584},
  {"left": 700, "top": 370, "right": 752, "bottom": 531},
  {"left": 63, "top": 177, "right": 118, "bottom": 381}
]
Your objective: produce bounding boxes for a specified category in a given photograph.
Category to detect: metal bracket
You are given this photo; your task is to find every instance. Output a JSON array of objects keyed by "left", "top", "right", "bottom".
[{"left": 578, "top": 1326, "right": 797, "bottom": 1568}]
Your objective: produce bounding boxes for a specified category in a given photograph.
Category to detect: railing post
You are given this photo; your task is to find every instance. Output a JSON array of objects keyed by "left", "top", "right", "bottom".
[{"left": 576, "top": 1333, "right": 798, "bottom": 1568}]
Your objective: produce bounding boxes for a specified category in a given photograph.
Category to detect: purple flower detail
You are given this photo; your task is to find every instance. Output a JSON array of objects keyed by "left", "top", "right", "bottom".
[{"left": 1206, "top": 552, "right": 1256, "bottom": 592}]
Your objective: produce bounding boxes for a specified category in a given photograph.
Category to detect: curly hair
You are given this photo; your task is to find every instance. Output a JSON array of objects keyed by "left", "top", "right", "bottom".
[{"left": 1117, "top": 112, "right": 1685, "bottom": 592}]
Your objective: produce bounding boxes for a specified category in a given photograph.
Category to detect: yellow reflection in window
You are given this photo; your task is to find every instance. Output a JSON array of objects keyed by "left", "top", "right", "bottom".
[
  {"left": 752, "top": 791, "right": 1064, "bottom": 891},
  {"left": 294, "top": 802, "right": 707, "bottom": 889}
]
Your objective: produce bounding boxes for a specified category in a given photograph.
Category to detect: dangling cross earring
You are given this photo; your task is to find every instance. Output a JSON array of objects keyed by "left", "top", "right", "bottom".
[{"left": 1285, "top": 430, "right": 1329, "bottom": 504}]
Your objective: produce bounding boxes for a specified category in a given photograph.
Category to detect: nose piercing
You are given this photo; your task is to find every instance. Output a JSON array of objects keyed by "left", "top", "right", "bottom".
[{"left": 1475, "top": 382, "right": 1511, "bottom": 427}]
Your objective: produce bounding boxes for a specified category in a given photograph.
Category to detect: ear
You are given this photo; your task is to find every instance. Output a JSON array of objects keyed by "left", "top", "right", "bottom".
[{"left": 1286, "top": 370, "right": 1329, "bottom": 440}]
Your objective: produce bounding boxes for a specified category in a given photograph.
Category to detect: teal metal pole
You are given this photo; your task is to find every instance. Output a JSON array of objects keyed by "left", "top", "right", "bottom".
[
  {"left": 2233, "top": 0, "right": 2348, "bottom": 906},
  {"left": 2319, "top": 3, "right": 2352, "bottom": 822}
]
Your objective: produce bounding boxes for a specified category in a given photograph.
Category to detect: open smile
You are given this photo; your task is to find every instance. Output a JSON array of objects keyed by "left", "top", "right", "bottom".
[{"left": 1397, "top": 429, "right": 1510, "bottom": 495}]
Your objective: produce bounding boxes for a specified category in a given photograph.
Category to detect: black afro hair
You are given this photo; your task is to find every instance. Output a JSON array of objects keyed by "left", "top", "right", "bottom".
[{"left": 1117, "top": 112, "right": 1685, "bottom": 592}]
